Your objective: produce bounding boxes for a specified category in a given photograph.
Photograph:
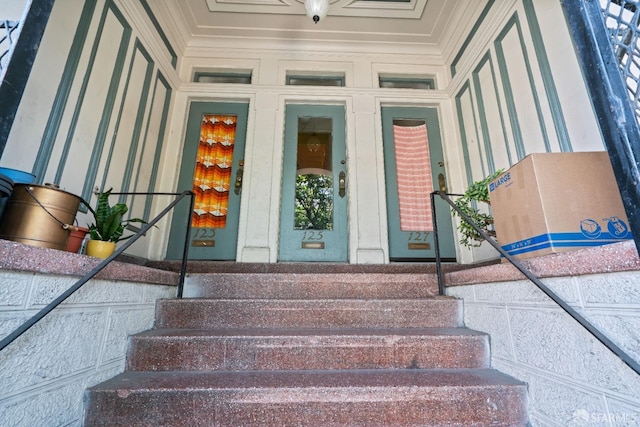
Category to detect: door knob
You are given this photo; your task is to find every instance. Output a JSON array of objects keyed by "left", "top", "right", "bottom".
[
  {"left": 234, "top": 160, "right": 244, "bottom": 195},
  {"left": 339, "top": 171, "right": 346, "bottom": 198}
]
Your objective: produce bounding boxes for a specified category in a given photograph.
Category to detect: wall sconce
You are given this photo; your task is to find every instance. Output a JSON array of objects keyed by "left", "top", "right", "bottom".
[{"left": 304, "top": 0, "right": 329, "bottom": 24}]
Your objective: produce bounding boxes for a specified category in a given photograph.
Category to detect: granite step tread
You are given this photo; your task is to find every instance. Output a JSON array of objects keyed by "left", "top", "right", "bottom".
[
  {"left": 156, "top": 297, "right": 463, "bottom": 329},
  {"left": 183, "top": 272, "right": 439, "bottom": 298},
  {"left": 127, "top": 327, "right": 490, "bottom": 371},
  {"left": 150, "top": 260, "right": 466, "bottom": 274},
  {"left": 85, "top": 369, "right": 528, "bottom": 426},
  {"left": 133, "top": 326, "right": 487, "bottom": 338},
  {"left": 88, "top": 368, "right": 526, "bottom": 391}
]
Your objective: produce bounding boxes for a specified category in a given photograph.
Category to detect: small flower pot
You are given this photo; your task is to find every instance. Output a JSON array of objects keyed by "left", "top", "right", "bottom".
[
  {"left": 86, "top": 240, "right": 116, "bottom": 259},
  {"left": 66, "top": 226, "right": 89, "bottom": 253}
]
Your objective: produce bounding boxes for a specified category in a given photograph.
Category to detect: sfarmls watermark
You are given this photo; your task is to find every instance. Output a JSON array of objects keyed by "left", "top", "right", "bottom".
[{"left": 571, "top": 409, "right": 638, "bottom": 424}]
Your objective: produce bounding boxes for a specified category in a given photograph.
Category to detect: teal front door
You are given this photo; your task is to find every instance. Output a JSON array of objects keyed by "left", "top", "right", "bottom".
[
  {"left": 382, "top": 106, "right": 456, "bottom": 261},
  {"left": 166, "top": 102, "right": 248, "bottom": 260},
  {"left": 278, "top": 104, "right": 348, "bottom": 262}
]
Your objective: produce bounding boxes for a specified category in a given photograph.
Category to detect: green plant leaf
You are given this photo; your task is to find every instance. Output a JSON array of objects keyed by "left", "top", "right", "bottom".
[
  {"left": 87, "top": 188, "right": 148, "bottom": 242},
  {"left": 452, "top": 169, "right": 504, "bottom": 248}
]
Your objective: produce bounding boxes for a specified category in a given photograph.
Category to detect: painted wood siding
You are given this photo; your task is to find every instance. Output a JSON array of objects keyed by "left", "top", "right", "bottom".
[
  {"left": 2, "top": 0, "right": 174, "bottom": 257},
  {"left": 450, "top": 0, "right": 604, "bottom": 263},
  {"left": 453, "top": 0, "right": 601, "bottom": 186}
]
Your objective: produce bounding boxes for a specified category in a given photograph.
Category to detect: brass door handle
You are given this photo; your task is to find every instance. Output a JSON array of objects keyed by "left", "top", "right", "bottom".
[
  {"left": 339, "top": 171, "right": 346, "bottom": 198},
  {"left": 234, "top": 160, "right": 244, "bottom": 195},
  {"left": 438, "top": 173, "right": 447, "bottom": 193}
]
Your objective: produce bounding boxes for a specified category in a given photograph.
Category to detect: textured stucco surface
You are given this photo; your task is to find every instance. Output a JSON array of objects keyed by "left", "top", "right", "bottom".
[
  {"left": 447, "top": 271, "right": 640, "bottom": 426},
  {"left": 0, "top": 266, "right": 175, "bottom": 427},
  {"left": 2, "top": 238, "right": 640, "bottom": 425}
]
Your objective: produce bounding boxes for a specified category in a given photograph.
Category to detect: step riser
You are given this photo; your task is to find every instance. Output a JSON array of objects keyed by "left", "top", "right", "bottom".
[
  {"left": 184, "top": 273, "right": 439, "bottom": 299},
  {"left": 85, "top": 386, "right": 528, "bottom": 426},
  {"left": 156, "top": 299, "right": 462, "bottom": 329},
  {"left": 127, "top": 335, "right": 490, "bottom": 371}
]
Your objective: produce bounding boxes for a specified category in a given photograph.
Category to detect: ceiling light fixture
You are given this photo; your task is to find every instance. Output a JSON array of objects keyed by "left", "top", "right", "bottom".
[{"left": 304, "top": 0, "right": 329, "bottom": 24}]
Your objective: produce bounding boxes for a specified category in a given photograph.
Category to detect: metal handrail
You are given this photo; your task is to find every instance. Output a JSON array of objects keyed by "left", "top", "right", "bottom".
[
  {"left": 0, "top": 190, "right": 195, "bottom": 352},
  {"left": 431, "top": 190, "right": 640, "bottom": 376}
]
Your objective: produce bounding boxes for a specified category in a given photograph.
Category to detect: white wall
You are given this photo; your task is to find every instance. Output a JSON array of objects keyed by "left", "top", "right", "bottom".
[
  {"left": 0, "top": 0, "right": 29, "bottom": 20},
  {"left": 1, "top": 0, "right": 607, "bottom": 263},
  {"left": 0, "top": 270, "right": 175, "bottom": 427},
  {"left": 166, "top": 48, "right": 456, "bottom": 264},
  {"left": 448, "top": 272, "right": 640, "bottom": 425}
]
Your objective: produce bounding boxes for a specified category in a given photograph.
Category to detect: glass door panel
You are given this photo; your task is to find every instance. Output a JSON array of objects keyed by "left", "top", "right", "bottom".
[{"left": 279, "top": 105, "right": 347, "bottom": 262}]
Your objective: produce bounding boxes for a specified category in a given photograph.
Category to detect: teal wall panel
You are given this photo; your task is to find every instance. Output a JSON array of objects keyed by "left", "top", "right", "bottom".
[
  {"left": 139, "top": 0, "right": 177, "bottom": 68},
  {"left": 494, "top": 13, "right": 551, "bottom": 157},
  {"left": 454, "top": 2, "right": 577, "bottom": 188},
  {"left": 472, "top": 53, "right": 513, "bottom": 171},
  {"left": 31, "top": 0, "right": 175, "bottom": 219},
  {"left": 451, "top": 0, "right": 495, "bottom": 77},
  {"left": 33, "top": 0, "right": 98, "bottom": 182},
  {"left": 522, "top": 0, "right": 572, "bottom": 152},
  {"left": 101, "top": 39, "right": 154, "bottom": 200}
]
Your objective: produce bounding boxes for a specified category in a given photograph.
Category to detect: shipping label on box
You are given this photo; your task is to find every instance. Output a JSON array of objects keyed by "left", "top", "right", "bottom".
[{"left": 488, "top": 152, "right": 632, "bottom": 260}]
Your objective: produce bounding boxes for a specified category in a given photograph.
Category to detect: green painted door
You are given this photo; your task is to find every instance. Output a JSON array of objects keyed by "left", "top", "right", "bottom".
[
  {"left": 278, "top": 104, "right": 348, "bottom": 262},
  {"left": 166, "top": 102, "right": 248, "bottom": 260},
  {"left": 382, "top": 106, "right": 456, "bottom": 261}
]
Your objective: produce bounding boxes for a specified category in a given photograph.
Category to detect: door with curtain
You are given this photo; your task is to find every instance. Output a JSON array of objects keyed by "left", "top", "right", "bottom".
[
  {"left": 382, "top": 106, "right": 456, "bottom": 260},
  {"left": 166, "top": 102, "right": 248, "bottom": 260}
]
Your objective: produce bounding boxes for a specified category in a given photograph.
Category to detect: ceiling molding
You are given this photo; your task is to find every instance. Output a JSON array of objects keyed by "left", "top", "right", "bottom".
[
  {"left": 147, "top": 0, "right": 475, "bottom": 56},
  {"left": 205, "top": 0, "right": 428, "bottom": 18}
]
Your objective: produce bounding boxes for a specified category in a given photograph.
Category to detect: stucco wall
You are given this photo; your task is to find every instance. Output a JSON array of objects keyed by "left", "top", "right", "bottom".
[
  {"left": 0, "top": 270, "right": 175, "bottom": 427},
  {"left": 447, "top": 272, "right": 640, "bottom": 425}
]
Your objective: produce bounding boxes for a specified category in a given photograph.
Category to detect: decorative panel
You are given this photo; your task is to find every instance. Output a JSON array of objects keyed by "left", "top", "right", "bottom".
[
  {"left": 47, "top": 0, "right": 131, "bottom": 202},
  {"left": 135, "top": 72, "right": 171, "bottom": 221},
  {"left": 456, "top": 83, "right": 488, "bottom": 186},
  {"left": 495, "top": 15, "right": 555, "bottom": 156},
  {"left": 473, "top": 54, "right": 513, "bottom": 171},
  {"left": 102, "top": 40, "right": 153, "bottom": 194}
]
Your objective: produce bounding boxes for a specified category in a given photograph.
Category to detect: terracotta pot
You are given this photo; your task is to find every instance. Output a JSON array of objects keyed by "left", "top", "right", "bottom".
[
  {"left": 86, "top": 240, "right": 116, "bottom": 259},
  {"left": 66, "top": 226, "right": 89, "bottom": 253}
]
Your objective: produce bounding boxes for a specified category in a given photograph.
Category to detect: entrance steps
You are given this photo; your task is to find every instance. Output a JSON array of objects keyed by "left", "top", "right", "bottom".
[{"left": 84, "top": 266, "right": 528, "bottom": 426}]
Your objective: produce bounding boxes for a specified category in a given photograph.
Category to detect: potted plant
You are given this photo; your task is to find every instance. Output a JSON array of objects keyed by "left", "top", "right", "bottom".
[
  {"left": 452, "top": 169, "right": 504, "bottom": 248},
  {"left": 84, "top": 188, "right": 147, "bottom": 258}
]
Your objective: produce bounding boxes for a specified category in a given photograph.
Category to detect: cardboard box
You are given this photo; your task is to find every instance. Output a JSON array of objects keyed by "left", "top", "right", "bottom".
[{"left": 488, "top": 151, "right": 632, "bottom": 260}]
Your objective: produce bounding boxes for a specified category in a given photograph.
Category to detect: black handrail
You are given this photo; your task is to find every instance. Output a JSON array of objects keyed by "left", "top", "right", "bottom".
[
  {"left": 431, "top": 190, "right": 640, "bottom": 376},
  {"left": 0, "top": 190, "right": 194, "bottom": 352}
]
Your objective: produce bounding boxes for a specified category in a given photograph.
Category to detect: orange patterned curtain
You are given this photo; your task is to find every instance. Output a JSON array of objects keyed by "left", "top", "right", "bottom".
[
  {"left": 393, "top": 124, "right": 433, "bottom": 231},
  {"left": 192, "top": 115, "right": 237, "bottom": 228}
]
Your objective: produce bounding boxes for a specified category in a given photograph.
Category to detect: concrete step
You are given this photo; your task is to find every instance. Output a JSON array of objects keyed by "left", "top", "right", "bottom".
[
  {"left": 156, "top": 297, "right": 462, "bottom": 329},
  {"left": 127, "top": 327, "right": 490, "bottom": 371},
  {"left": 84, "top": 269, "right": 529, "bottom": 425},
  {"left": 183, "top": 272, "right": 439, "bottom": 298},
  {"left": 84, "top": 369, "right": 529, "bottom": 426},
  {"left": 148, "top": 260, "right": 466, "bottom": 274}
]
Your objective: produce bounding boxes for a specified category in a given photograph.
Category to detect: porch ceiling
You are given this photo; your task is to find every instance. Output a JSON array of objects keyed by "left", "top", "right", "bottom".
[{"left": 149, "top": 0, "right": 483, "bottom": 55}]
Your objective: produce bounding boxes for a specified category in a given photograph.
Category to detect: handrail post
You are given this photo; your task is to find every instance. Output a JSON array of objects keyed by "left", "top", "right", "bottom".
[
  {"left": 430, "top": 191, "right": 444, "bottom": 295},
  {"left": 177, "top": 192, "right": 195, "bottom": 298}
]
